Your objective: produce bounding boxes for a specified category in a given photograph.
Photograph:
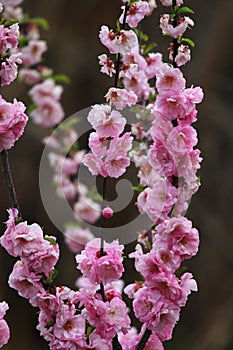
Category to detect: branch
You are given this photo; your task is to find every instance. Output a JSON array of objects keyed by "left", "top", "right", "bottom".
[{"left": 1, "top": 150, "right": 22, "bottom": 218}]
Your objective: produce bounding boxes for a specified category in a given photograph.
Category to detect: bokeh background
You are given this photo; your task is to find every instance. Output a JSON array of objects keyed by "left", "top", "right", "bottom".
[{"left": 0, "top": 0, "right": 233, "bottom": 349}]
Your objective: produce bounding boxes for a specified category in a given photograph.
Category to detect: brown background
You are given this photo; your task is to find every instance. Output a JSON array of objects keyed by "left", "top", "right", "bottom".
[{"left": 0, "top": 1, "right": 233, "bottom": 349}]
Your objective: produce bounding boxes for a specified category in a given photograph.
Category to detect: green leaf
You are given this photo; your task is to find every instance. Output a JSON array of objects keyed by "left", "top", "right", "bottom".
[
  {"left": 177, "top": 6, "right": 195, "bottom": 15},
  {"left": 4, "top": 19, "right": 19, "bottom": 27},
  {"left": 59, "top": 116, "right": 80, "bottom": 131},
  {"left": 51, "top": 268, "right": 58, "bottom": 280},
  {"left": 144, "top": 42, "right": 157, "bottom": 54},
  {"left": 44, "top": 236, "right": 57, "bottom": 245},
  {"left": 148, "top": 92, "right": 158, "bottom": 102},
  {"left": 15, "top": 217, "right": 22, "bottom": 225},
  {"left": 181, "top": 37, "right": 195, "bottom": 47},
  {"left": 145, "top": 240, "right": 152, "bottom": 251},
  {"left": 46, "top": 319, "right": 55, "bottom": 329},
  {"left": 18, "top": 36, "right": 28, "bottom": 47},
  {"left": 116, "top": 19, "right": 121, "bottom": 32},
  {"left": 132, "top": 184, "right": 145, "bottom": 193},
  {"left": 86, "top": 325, "right": 95, "bottom": 338},
  {"left": 30, "top": 17, "right": 49, "bottom": 30},
  {"left": 53, "top": 74, "right": 71, "bottom": 84},
  {"left": 27, "top": 103, "right": 37, "bottom": 114},
  {"left": 175, "top": 266, "right": 188, "bottom": 277}
]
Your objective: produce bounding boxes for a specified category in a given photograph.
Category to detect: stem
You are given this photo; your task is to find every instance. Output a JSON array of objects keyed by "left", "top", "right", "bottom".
[
  {"left": 136, "top": 328, "right": 152, "bottom": 350},
  {"left": 1, "top": 150, "right": 22, "bottom": 218},
  {"left": 172, "top": 0, "right": 178, "bottom": 68}
]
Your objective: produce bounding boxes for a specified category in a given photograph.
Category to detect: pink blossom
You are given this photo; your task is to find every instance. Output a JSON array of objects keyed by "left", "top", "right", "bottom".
[
  {"left": 119, "top": 62, "right": 138, "bottom": 80},
  {"left": 8, "top": 260, "right": 44, "bottom": 304},
  {"left": 21, "top": 236, "right": 59, "bottom": 275},
  {"left": 0, "top": 302, "right": 10, "bottom": 348},
  {"left": 0, "top": 53, "right": 22, "bottom": 86},
  {"left": 0, "top": 23, "right": 19, "bottom": 54},
  {"left": 53, "top": 303, "right": 86, "bottom": 342},
  {"left": 89, "top": 332, "right": 112, "bottom": 350},
  {"left": 108, "top": 132, "right": 133, "bottom": 155},
  {"left": 76, "top": 238, "right": 124, "bottom": 285},
  {"left": 122, "top": 46, "right": 147, "bottom": 71},
  {"left": 82, "top": 152, "right": 105, "bottom": 176},
  {"left": 102, "top": 207, "right": 114, "bottom": 218},
  {"left": 149, "top": 110, "right": 172, "bottom": 142},
  {"left": 1, "top": 0, "right": 23, "bottom": 6},
  {"left": 103, "top": 153, "right": 130, "bottom": 178},
  {"left": 155, "top": 89, "right": 187, "bottom": 120},
  {"left": 156, "top": 216, "right": 199, "bottom": 260},
  {"left": 99, "top": 25, "right": 138, "bottom": 54},
  {"left": 98, "top": 54, "right": 116, "bottom": 77},
  {"left": 155, "top": 63, "right": 186, "bottom": 93},
  {"left": 88, "top": 132, "right": 108, "bottom": 157},
  {"left": 120, "top": 1, "right": 150, "bottom": 28},
  {"left": 74, "top": 196, "right": 101, "bottom": 223},
  {"left": 48, "top": 152, "right": 78, "bottom": 176},
  {"left": 167, "top": 125, "right": 198, "bottom": 154},
  {"left": 2, "top": 6, "right": 23, "bottom": 21},
  {"left": 129, "top": 244, "right": 168, "bottom": 281},
  {"left": 146, "top": 52, "right": 163, "bottom": 78},
  {"left": 20, "top": 39, "right": 47, "bottom": 66},
  {"left": 148, "top": 141, "right": 176, "bottom": 177},
  {"left": 53, "top": 174, "right": 77, "bottom": 200},
  {"left": 105, "top": 87, "right": 138, "bottom": 110},
  {"left": 137, "top": 178, "right": 177, "bottom": 223},
  {"left": 4, "top": 221, "right": 43, "bottom": 257},
  {"left": 160, "top": 14, "right": 194, "bottom": 39},
  {"left": 171, "top": 44, "right": 191, "bottom": 67},
  {"left": 30, "top": 97, "right": 64, "bottom": 128},
  {"left": 29, "top": 79, "right": 63, "bottom": 104},
  {"left": 64, "top": 226, "right": 94, "bottom": 253},
  {"left": 0, "top": 96, "right": 28, "bottom": 151},
  {"left": 179, "top": 272, "right": 198, "bottom": 306},
  {"left": 19, "top": 68, "right": 41, "bottom": 85},
  {"left": 88, "top": 104, "right": 126, "bottom": 138},
  {"left": 151, "top": 302, "right": 180, "bottom": 340},
  {"left": 0, "top": 208, "right": 18, "bottom": 256},
  {"left": 184, "top": 86, "right": 204, "bottom": 105},
  {"left": 123, "top": 70, "right": 154, "bottom": 100}
]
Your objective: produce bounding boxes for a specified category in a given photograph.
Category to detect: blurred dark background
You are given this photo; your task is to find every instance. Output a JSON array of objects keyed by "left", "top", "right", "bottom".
[{"left": 0, "top": 0, "right": 233, "bottom": 349}]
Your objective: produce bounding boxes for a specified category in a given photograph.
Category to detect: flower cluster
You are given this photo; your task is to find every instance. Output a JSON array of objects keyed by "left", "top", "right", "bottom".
[
  {"left": 0, "top": 302, "right": 10, "bottom": 349},
  {"left": 0, "top": 0, "right": 204, "bottom": 349},
  {"left": 0, "top": 15, "right": 22, "bottom": 86},
  {"left": 83, "top": 105, "right": 133, "bottom": 178},
  {"left": 0, "top": 96, "right": 28, "bottom": 151}
]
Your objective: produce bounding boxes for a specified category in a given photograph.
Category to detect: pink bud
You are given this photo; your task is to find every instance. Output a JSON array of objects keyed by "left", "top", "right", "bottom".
[{"left": 102, "top": 207, "right": 114, "bottom": 218}]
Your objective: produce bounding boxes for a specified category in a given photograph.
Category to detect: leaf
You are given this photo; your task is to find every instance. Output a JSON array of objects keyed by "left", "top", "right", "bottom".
[
  {"left": 51, "top": 268, "right": 58, "bottom": 280},
  {"left": 132, "top": 184, "right": 145, "bottom": 193},
  {"left": 59, "top": 116, "right": 80, "bottom": 131},
  {"left": 4, "top": 19, "right": 19, "bottom": 26},
  {"left": 86, "top": 325, "right": 95, "bottom": 338},
  {"left": 175, "top": 266, "right": 188, "bottom": 277},
  {"left": 139, "top": 31, "right": 149, "bottom": 42},
  {"left": 144, "top": 42, "right": 157, "bottom": 54},
  {"left": 18, "top": 36, "right": 28, "bottom": 47},
  {"left": 181, "top": 37, "right": 195, "bottom": 47},
  {"left": 145, "top": 240, "right": 152, "bottom": 251},
  {"left": 53, "top": 74, "right": 71, "bottom": 84},
  {"left": 44, "top": 236, "right": 57, "bottom": 245},
  {"left": 177, "top": 6, "right": 195, "bottom": 15},
  {"left": 30, "top": 17, "right": 49, "bottom": 30},
  {"left": 116, "top": 19, "right": 121, "bottom": 32},
  {"left": 27, "top": 103, "right": 37, "bottom": 114}
]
